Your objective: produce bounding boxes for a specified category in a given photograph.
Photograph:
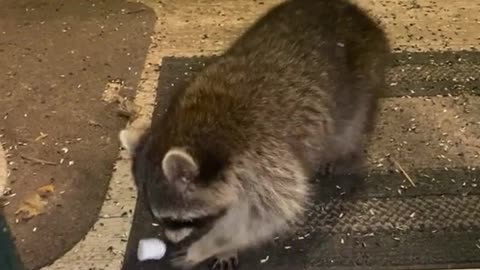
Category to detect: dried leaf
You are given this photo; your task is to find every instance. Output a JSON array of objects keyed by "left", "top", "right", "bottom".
[
  {"left": 117, "top": 99, "right": 141, "bottom": 119},
  {"left": 37, "top": 184, "right": 55, "bottom": 197},
  {"left": 15, "top": 193, "right": 47, "bottom": 221}
]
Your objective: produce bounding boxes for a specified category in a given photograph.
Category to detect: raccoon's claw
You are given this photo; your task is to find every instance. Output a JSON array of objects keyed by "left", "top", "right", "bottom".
[
  {"left": 209, "top": 252, "right": 239, "bottom": 270},
  {"left": 320, "top": 162, "right": 335, "bottom": 177}
]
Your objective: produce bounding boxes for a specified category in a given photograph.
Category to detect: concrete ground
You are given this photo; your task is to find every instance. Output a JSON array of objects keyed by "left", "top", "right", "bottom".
[
  {"left": 0, "top": 145, "right": 5, "bottom": 195},
  {"left": 0, "top": 0, "right": 479, "bottom": 269},
  {"left": 0, "top": 0, "right": 156, "bottom": 269}
]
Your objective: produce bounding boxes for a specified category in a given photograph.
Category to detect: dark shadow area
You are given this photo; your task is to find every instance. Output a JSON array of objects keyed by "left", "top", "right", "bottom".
[{"left": 0, "top": 211, "right": 24, "bottom": 270}]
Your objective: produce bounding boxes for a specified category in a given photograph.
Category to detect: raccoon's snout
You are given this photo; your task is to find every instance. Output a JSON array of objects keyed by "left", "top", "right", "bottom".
[
  {"left": 160, "top": 211, "right": 224, "bottom": 230},
  {"left": 161, "top": 216, "right": 214, "bottom": 244},
  {"left": 164, "top": 227, "right": 194, "bottom": 244}
]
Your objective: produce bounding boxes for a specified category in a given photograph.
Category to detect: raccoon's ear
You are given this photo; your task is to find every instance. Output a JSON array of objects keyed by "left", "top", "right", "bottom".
[
  {"left": 119, "top": 127, "right": 146, "bottom": 155},
  {"left": 162, "top": 148, "right": 199, "bottom": 183}
]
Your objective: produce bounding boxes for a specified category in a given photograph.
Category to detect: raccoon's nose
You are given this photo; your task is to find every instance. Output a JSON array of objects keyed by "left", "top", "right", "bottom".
[{"left": 164, "top": 227, "right": 193, "bottom": 244}]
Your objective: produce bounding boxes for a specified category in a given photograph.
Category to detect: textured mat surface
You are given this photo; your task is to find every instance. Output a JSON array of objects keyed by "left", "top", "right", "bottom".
[{"left": 122, "top": 51, "right": 480, "bottom": 270}]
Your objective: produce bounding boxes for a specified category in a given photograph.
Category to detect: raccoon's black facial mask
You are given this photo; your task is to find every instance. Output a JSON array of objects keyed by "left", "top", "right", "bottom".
[
  {"left": 154, "top": 206, "right": 227, "bottom": 231},
  {"left": 160, "top": 212, "right": 224, "bottom": 230},
  {"left": 142, "top": 180, "right": 227, "bottom": 230}
]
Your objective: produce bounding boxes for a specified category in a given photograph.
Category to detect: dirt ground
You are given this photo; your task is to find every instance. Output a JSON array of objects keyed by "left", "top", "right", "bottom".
[{"left": 0, "top": 0, "right": 156, "bottom": 269}]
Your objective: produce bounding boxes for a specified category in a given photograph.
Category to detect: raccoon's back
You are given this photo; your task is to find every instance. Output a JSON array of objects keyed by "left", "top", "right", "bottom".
[
  {"left": 183, "top": 0, "right": 387, "bottom": 135},
  {"left": 157, "top": 0, "right": 388, "bottom": 153}
]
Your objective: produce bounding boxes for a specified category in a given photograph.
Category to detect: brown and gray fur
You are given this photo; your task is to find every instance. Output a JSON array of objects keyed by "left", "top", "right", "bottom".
[{"left": 120, "top": 0, "right": 389, "bottom": 269}]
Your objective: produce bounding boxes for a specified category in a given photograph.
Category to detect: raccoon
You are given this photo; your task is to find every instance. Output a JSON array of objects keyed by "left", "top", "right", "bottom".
[{"left": 119, "top": 0, "right": 389, "bottom": 269}]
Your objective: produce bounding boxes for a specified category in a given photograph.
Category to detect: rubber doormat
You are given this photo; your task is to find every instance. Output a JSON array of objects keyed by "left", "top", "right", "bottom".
[{"left": 122, "top": 51, "right": 480, "bottom": 270}]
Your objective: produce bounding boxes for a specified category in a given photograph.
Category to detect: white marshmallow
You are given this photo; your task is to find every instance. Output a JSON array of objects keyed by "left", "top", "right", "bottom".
[{"left": 137, "top": 238, "right": 167, "bottom": 261}]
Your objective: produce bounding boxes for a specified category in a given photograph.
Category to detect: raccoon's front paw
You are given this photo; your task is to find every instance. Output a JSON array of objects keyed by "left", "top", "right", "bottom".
[
  {"left": 321, "top": 153, "right": 366, "bottom": 177},
  {"left": 170, "top": 249, "right": 198, "bottom": 270},
  {"left": 209, "top": 251, "right": 239, "bottom": 270}
]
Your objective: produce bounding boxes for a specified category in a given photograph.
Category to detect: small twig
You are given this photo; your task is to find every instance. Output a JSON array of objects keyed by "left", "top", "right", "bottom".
[
  {"left": 34, "top": 132, "right": 48, "bottom": 141},
  {"left": 125, "top": 8, "right": 146, "bottom": 15},
  {"left": 390, "top": 157, "right": 416, "bottom": 187},
  {"left": 99, "top": 214, "right": 127, "bottom": 219},
  {"left": 20, "top": 155, "right": 57, "bottom": 166}
]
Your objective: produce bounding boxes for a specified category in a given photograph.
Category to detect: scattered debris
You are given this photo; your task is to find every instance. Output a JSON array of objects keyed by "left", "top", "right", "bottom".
[
  {"left": 88, "top": 119, "right": 102, "bottom": 127},
  {"left": 0, "top": 199, "right": 10, "bottom": 208},
  {"left": 102, "top": 79, "right": 125, "bottom": 103},
  {"left": 118, "top": 98, "right": 141, "bottom": 119},
  {"left": 260, "top": 255, "right": 269, "bottom": 264},
  {"left": 37, "top": 184, "right": 55, "bottom": 196},
  {"left": 107, "top": 246, "right": 118, "bottom": 255},
  {"left": 34, "top": 132, "right": 48, "bottom": 141},
  {"left": 123, "top": 8, "right": 147, "bottom": 15}
]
